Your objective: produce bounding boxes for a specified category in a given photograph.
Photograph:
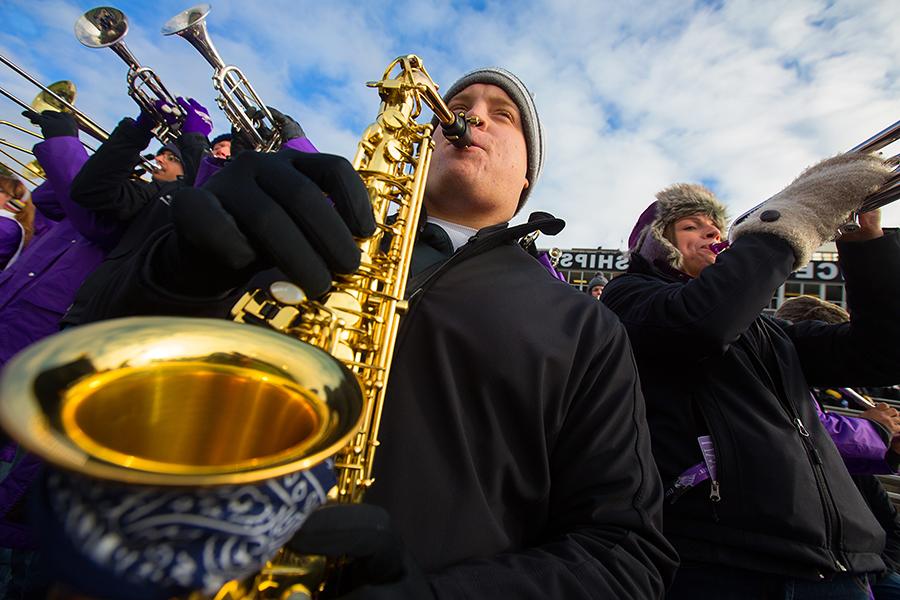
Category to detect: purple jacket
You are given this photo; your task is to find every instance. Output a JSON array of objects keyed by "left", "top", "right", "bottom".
[
  {"left": 0, "top": 135, "right": 122, "bottom": 549},
  {"left": 0, "top": 136, "right": 118, "bottom": 366},
  {"left": 0, "top": 213, "right": 23, "bottom": 269},
  {"left": 814, "top": 397, "right": 896, "bottom": 475}
]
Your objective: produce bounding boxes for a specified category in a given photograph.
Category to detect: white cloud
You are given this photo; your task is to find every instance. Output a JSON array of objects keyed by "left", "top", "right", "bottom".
[{"left": 2, "top": 0, "right": 899, "bottom": 249}]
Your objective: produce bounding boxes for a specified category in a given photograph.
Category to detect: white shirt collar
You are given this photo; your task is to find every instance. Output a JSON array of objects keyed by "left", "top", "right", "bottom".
[{"left": 426, "top": 216, "right": 478, "bottom": 252}]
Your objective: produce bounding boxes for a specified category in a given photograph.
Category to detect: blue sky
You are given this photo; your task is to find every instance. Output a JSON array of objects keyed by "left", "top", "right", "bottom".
[{"left": 2, "top": 0, "right": 899, "bottom": 249}]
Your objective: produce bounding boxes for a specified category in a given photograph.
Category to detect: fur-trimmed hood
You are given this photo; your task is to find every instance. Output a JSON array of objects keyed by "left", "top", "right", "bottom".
[{"left": 628, "top": 183, "right": 728, "bottom": 272}]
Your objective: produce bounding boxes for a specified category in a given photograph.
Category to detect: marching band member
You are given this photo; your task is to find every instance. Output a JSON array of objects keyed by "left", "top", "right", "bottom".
[
  {"left": 59, "top": 97, "right": 211, "bottom": 328},
  {"left": 0, "top": 175, "right": 32, "bottom": 270},
  {"left": 0, "top": 108, "right": 113, "bottom": 600},
  {"left": 601, "top": 167, "right": 900, "bottom": 598},
  {"left": 210, "top": 132, "right": 231, "bottom": 159},
  {"left": 43, "top": 68, "right": 678, "bottom": 599}
]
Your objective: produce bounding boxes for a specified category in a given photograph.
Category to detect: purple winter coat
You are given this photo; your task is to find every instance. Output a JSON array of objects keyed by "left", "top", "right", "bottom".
[
  {"left": 814, "top": 397, "right": 897, "bottom": 475},
  {"left": 0, "top": 135, "right": 119, "bottom": 366},
  {"left": 0, "top": 212, "right": 23, "bottom": 269},
  {"left": 0, "top": 135, "right": 121, "bottom": 550}
]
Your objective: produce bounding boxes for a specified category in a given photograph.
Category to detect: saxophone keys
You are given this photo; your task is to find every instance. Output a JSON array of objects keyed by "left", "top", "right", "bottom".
[{"left": 269, "top": 281, "right": 306, "bottom": 306}]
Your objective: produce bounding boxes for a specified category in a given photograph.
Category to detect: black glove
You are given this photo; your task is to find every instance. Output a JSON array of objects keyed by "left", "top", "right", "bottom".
[
  {"left": 230, "top": 106, "right": 306, "bottom": 156},
  {"left": 152, "top": 149, "right": 375, "bottom": 299},
  {"left": 22, "top": 109, "right": 78, "bottom": 138},
  {"left": 288, "top": 504, "right": 436, "bottom": 600}
]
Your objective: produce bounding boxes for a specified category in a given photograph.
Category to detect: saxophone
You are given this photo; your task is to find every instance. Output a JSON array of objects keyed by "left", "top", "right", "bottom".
[
  {"left": 0, "top": 55, "right": 468, "bottom": 600},
  {"left": 220, "top": 54, "right": 468, "bottom": 599}
]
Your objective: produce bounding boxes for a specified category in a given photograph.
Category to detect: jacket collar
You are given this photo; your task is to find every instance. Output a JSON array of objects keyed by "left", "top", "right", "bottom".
[{"left": 628, "top": 252, "right": 693, "bottom": 283}]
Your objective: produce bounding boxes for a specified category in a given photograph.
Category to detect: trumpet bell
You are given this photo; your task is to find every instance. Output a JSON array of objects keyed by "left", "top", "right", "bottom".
[
  {"left": 161, "top": 3, "right": 211, "bottom": 37},
  {"left": 0, "top": 316, "right": 364, "bottom": 487},
  {"left": 30, "top": 80, "right": 77, "bottom": 113},
  {"left": 75, "top": 6, "right": 128, "bottom": 49}
]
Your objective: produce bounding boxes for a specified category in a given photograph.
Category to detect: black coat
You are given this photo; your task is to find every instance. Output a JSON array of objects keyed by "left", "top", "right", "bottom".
[
  {"left": 75, "top": 215, "right": 680, "bottom": 599},
  {"left": 63, "top": 120, "right": 206, "bottom": 327},
  {"left": 602, "top": 231, "right": 900, "bottom": 579}
]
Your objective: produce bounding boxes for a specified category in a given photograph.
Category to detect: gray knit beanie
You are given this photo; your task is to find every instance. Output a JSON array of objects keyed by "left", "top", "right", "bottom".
[
  {"left": 587, "top": 274, "right": 608, "bottom": 291},
  {"left": 629, "top": 183, "right": 728, "bottom": 271},
  {"left": 434, "top": 67, "right": 543, "bottom": 213}
]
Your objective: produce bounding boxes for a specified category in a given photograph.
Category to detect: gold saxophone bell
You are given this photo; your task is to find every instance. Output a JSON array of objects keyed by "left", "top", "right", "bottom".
[{"left": 0, "top": 318, "right": 363, "bottom": 487}]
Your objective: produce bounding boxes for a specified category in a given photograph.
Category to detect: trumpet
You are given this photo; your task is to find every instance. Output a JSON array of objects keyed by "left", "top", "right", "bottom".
[
  {"left": 162, "top": 4, "right": 280, "bottom": 152},
  {"left": 731, "top": 119, "right": 900, "bottom": 236},
  {"left": 842, "top": 119, "right": 900, "bottom": 231},
  {"left": 75, "top": 6, "right": 184, "bottom": 144}
]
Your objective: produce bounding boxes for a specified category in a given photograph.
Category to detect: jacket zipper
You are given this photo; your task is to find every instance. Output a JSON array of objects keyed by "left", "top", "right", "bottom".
[{"left": 694, "top": 403, "right": 723, "bottom": 519}]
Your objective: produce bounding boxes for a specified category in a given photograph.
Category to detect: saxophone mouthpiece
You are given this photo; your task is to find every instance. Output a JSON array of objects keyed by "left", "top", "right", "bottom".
[{"left": 441, "top": 112, "right": 473, "bottom": 148}]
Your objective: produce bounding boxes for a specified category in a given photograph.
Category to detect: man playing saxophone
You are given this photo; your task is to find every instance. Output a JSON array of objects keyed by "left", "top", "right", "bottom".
[{"left": 41, "top": 68, "right": 678, "bottom": 599}]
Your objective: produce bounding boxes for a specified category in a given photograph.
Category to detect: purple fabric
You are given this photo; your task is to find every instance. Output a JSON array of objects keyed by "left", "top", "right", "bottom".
[
  {"left": 628, "top": 201, "right": 659, "bottom": 250},
  {"left": 283, "top": 136, "right": 318, "bottom": 153},
  {"left": 177, "top": 97, "right": 213, "bottom": 136},
  {"left": 0, "top": 215, "right": 22, "bottom": 268},
  {"left": 32, "top": 209, "right": 55, "bottom": 240},
  {"left": 0, "top": 446, "right": 41, "bottom": 550},
  {"left": 193, "top": 136, "right": 319, "bottom": 187},
  {"left": 537, "top": 251, "right": 566, "bottom": 281},
  {"left": 813, "top": 397, "right": 894, "bottom": 474},
  {"left": 32, "top": 180, "right": 64, "bottom": 221},
  {"left": 194, "top": 155, "right": 224, "bottom": 187},
  {"left": 0, "top": 136, "right": 116, "bottom": 366}
]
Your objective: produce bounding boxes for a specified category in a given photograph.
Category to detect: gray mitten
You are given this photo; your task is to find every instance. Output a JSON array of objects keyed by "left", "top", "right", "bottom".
[{"left": 730, "top": 153, "right": 890, "bottom": 269}]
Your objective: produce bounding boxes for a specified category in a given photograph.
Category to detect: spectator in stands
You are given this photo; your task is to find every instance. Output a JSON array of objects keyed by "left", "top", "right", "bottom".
[{"left": 587, "top": 273, "right": 608, "bottom": 298}]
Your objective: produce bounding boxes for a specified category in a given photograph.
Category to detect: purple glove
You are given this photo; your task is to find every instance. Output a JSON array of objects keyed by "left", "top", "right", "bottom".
[
  {"left": 177, "top": 97, "right": 213, "bottom": 136},
  {"left": 134, "top": 99, "right": 183, "bottom": 132}
]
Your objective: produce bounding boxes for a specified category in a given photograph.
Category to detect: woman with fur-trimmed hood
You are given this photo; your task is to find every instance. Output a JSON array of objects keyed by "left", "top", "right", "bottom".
[{"left": 601, "top": 154, "right": 900, "bottom": 599}]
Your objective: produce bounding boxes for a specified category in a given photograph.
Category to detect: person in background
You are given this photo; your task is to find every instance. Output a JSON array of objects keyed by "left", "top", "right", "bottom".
[
  {"left": 587, "top": 273, "right": 608, "bottom": 298},
  {"left": 0, "top": 107, "right": 117, "bottom": 600},
  {"left": 210, "top": 132, "right": 231, "bottom": 159},
  {"left": 776, "top": 292, "right": 900, "bottom": 600},
  {"left": 0, "top": 176, "right": 33, "bottom": 269},
  {"left": 61, "top": 97, "right": 213, "bottom": 328},
  {"left": 602, "top": 165, "right": 900, "bottom": 599}
]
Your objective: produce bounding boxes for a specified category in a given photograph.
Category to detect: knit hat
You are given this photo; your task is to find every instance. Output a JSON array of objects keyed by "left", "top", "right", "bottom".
[
  {"left": 155, "top": 143, "right": 183, "bottom": 163},
  {"left": 628, "top": 183, "right": 728, "bottom": 271},
  {"left": 587, "top": 274, "right": 608, "bottom": 291},
  {"left": 434, "top": 67, "right": 543, "bottom": 213},
  {"left": 210, "top": 133, "right": 232, "bottom": 147}
]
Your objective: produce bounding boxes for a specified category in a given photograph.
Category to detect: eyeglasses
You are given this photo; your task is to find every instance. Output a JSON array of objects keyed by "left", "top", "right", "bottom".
[{"left": 156, "top": 152, "right": 182, "bottom": 164}]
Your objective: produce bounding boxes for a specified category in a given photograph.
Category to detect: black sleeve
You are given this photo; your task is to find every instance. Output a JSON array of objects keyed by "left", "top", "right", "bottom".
[
  {"left": 175, "top": 131, "right": 210, "bottom": 186},
  {"left": 782, "top": 232, "right": 900, "bottom": 387},
  {"left": 70, "top": 118, "right": 155, "bottom": 221},
  {"left": 602, "top": 232, "right": 795, "bottom": 360},
  {"left": 75, "top": 225, "right": 238, "bottom": 324},
  {"left": 853, "top": 475, "right": 900, "bottom": 572},
  {"left": 429, "top": 316, "right": 679, "bottom": 599}
]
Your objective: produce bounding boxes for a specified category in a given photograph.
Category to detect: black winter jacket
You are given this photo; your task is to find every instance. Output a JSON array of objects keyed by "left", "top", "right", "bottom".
[
  {"left": 602, "top": 231, "right": 900, "bottom": 579},
  {"left": 75, "top": 215, "right": 680, "bottom": 599},
  {"left": 63, "top": 120, "right": 205, "bottom": 327}
]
